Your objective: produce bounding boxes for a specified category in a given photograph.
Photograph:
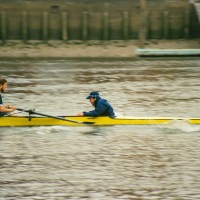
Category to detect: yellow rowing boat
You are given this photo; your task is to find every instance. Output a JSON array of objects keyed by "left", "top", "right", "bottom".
[{"left": 0, "top": 116, "right": 200, "bottom": 127}]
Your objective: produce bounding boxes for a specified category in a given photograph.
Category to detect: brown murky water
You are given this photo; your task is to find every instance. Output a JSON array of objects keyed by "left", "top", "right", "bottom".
[{"left": 0, "top": 58, "right": 200, "bottom": 199}]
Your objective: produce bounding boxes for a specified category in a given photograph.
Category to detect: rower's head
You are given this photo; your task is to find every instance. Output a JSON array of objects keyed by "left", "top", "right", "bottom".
[
  {"left": 86, "top": 91, "right": 100, "bottom": 106},
  {"left": 0, "top": 79, "right": 7, "bottom": 92}
]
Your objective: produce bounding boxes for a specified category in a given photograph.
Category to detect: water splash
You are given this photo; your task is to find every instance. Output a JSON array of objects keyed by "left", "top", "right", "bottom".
[{"left": 161, "top": 119, "right": 200, "bottom": 133}]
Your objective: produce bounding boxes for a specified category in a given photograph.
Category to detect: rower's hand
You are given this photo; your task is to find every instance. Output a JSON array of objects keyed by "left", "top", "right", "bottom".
[
  {"left": 11, "top": 106, "right": 16, "bottom": 112},
  {"left": 77, "top": 113, "right": 84, "bottom": 116},
  {"left": 5, "top": 104, "right": 10, "bottom": 109},
  {"left": 4, "top": 105, "right": 16, "bottom": 112},
  {"left": 8, "top": 106, "right": 16, "bottom": 112}
]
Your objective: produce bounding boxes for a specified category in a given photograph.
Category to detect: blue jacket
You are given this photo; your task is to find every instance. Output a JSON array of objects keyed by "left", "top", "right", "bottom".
[{"left": 83, "top": 98, "right": 115, "bottom": 117}]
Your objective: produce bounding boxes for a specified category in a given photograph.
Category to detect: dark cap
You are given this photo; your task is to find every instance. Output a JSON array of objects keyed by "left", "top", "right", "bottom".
[{"left": 86, "top": 92, "right": 100, "bottom": 99}]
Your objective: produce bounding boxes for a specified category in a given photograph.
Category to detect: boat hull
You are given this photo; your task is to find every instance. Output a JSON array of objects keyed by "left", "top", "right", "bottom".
[{"left": 0, "top": 116, "right": 200, "bottom": 127}]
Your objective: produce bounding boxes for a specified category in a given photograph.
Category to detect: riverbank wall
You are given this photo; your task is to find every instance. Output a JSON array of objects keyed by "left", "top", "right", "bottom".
[{"left": 0, "top": 0, "right": 200, "bottom": 43}]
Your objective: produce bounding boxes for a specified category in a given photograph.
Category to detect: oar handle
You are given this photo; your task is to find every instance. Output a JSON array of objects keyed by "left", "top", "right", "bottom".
[{"left": 17, "top": 108, "right": 34, "bottom": 114}]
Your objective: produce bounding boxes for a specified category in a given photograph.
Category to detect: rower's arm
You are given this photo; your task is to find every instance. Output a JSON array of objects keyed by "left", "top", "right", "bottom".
[{"left": 83, "top": 104, "right": 107, "bottom": 117}]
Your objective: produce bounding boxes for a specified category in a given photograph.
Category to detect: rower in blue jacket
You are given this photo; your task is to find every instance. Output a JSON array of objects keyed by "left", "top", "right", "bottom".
[{"left": 77, "top": 91, "right": 115, "bottom": 117}]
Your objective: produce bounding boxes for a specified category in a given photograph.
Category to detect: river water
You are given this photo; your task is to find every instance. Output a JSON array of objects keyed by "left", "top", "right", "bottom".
[{"left": 0, "top": 58, "right": 200, "bottom": 200}]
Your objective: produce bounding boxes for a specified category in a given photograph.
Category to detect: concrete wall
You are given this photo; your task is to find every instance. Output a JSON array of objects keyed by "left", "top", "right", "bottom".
[{"left": 0, "top": 0, "right": 199, "bottom": 42}]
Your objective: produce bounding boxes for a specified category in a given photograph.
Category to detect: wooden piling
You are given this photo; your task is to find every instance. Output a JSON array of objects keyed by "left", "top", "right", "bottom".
[
  {"left": 139, "top": 0, "right": 147, "bottom": 48},
  {"left": 184, "top": 11, "right": 190, "bottom": 38},
  {"left": 82, "top": 12, "right": 88, "bottom": 41},
  {"left": 169, "top": 15, "right": 182, "bottom": 39},
  {"left": 123, "top": 11, "right": 129, "bottom": 41},
  {"left": 163, "top": 11, "right": 169, "bottom": 39},
  {"left": 1, "top": 11, "right": 7, "bottom": 43},
  {"left": 103, "top": 12, "right": 109, "bottom": 41},
  {"left": 42, "top": 12, "right": 48, "bottom": 43},
  {"left": 149, "top": 12, "right": 162, "bottom": 39},
  {"left": 62, "top": 12, "right": 68, "bottom": 42},
  {"left": 22, "top": 11, "right": 28, "bottom": 42}
]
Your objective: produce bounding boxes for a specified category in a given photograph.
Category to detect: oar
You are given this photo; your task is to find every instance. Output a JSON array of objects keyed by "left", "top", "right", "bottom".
[
  {"left": 16, "top": 108, "right": 94, "bottom": 125},
  {"left": 4, "top": 110, "right": 25, "bottom": 116}
]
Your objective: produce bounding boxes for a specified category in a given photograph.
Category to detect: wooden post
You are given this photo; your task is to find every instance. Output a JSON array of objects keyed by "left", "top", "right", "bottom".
[
  {"left": 103, "top": 12, "right": 109, "bottom": 41},
  {"left": 123, "top": 11, "right": 129, "bottom": 41},
  {"left": 163, "top": 11, "right": 169, "bottom": 39},
  {"left": 42, "top": 12, "right": 48, "bottom": 43},
  {"left": 22, "top": 11, "right": 28, "bottom": 42},
  {"left": 62, "top": 12, "right": 68, "bottom": 42},
  {"left": 184, "top": 10, "right": 190, "bottom": 38},
  {"left": 82, "top": 12, "right": 88, "bottom": 41},
  {"left": 139, "top": 0, "right": 147, "bottom": 48},
  {"left": 1, "top": 11, "right": 7, "bottom": 43}
]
